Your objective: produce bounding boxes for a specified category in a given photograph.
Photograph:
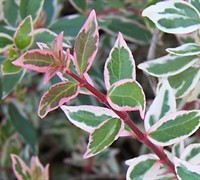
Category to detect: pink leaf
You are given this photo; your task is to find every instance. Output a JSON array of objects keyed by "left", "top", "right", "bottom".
[
  {"left": 12, "top": 49, "right": 56, "bottom": 73},
  {"left": 52, "top": 32, "right": 64, "bottom": 61},
  {"left": 10, "top": 154, "right": 31, "bottom": 180}
]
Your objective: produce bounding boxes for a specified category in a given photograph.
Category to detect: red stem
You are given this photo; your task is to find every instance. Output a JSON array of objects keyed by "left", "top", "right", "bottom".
[{"left": 66, "top": 70, "right": 175, "bottom": 173}]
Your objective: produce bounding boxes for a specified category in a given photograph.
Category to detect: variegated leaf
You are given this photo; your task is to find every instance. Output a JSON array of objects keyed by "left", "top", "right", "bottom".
[
  {"left": 172, "top": 141, "right": 185, "bottom": 158},
  {"left": 104, "top": 32, "right": 136, "bottom": 90},
  {"left": 107, "top": 79, "right": 146, "bottom": 119},
  {"left": 148, "top": 110, "right": 200, "bottom": 146},
  {"left": 12, "top": 49, "right": 55, "bottom": 73},
  {"left": 60, "top": 105, "right": 118, "bottom": 133},
  {"left": 10, "top": 154, "right": 31, "bottom": 180},
  {"left": 174, "top": 157, "right": 200, "bottom": 179},
  {"left": 83, "top": 118, "right": 123, "bottom": 158},
  {"left": 145, "top": 80, "right": 176, "bottom": 131},
  {"left": 38, "top": 81, "right": 80, "bottom": 118},
  {"left": 190, "top": 0, "right": 200, "bottom": 13},
  {"left": 142, "top": 0, "right": 200, "bottom": 34},
  {"left": 167, "top": 43, "right": 200, "bottom": 56},
  {"left": 74, "top": 10, "right": 99, "bottom": 75},
  {"left": 181, "top": 143, "right": 200, "bottom": 165},
  {"left": 138, "top": 54, "right": 198, "bottom": 77},
  {"left": 125, "top": 154, "right": 160, "bottom": 180},
  {"left": 168, "top": 67, "right": 200, "bottom": 98}
]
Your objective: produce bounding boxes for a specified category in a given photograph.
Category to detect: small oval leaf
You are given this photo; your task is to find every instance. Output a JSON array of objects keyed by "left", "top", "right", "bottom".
[
  {"left": 126, "top": 154, "right": 160, "bottom": 180},
  {"left": 14, "top": 16, "right": 33, "bottom": 50},
  {"left": 104, "top": 32, "right": 136, "bottom": 90},
  {"left": 38, "top": 81, "right": 80, "bottom": 118},
  {"left": 107, "top": 79, "right": 146, "bottom": 119},
  {"left": 83, "top": 118, "right": 123, "bottom": 158}
]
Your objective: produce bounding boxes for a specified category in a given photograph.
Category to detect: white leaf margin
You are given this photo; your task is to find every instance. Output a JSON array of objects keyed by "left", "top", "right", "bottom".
[
  {"left": 174, "top": 157, "right": 200, "bottom": 179},
  {"left": 181, "top": 143, "right": 200, "bottom": 165},
  {"left": 142, "top": 0, "right": 200, "bottom": 34},
  {"left": 144, "top": 79, "right": 176, "bottom": 131},
  {"left": 104, "top": 32, "right": 136, "bottom": 90},
  {"left": 125, "top": 154, "right": 160, "bottom": 180},
  {"left": 138, "top": 54, "right": 198, "bottom": 77},
  {"left": 167, "top": 43, "right": 200, "bottom": 56},
  {"left": 147, "top": 110, "right": 200, "bottom": 146},
  {"left": 83, "top": 117, "right": 124, "bottom": 158}
]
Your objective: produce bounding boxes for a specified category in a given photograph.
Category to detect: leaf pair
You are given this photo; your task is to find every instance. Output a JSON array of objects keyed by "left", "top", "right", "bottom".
[
  {"left": 104, "top": 32, "right": 146, "bottom": 118},
  {"left": 61, "top": 105, "right": 130, "bottom": 158}
]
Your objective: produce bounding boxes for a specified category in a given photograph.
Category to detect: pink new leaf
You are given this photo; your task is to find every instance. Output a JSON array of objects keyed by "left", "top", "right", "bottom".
[
  {"left": 52, "top": 32, "right": 64, "bottom": 61},
  {"left": 38, "top": 81, "right": 80, "bottom": 118},
  {"left": 12, "top": 49, "right": 56, "bottom": 73},
  {"left": 74, "top": 10, "right": 99, "bottom": 75},
  {"left": 10, "top": 154, "right": 31, "bottom": 180}
]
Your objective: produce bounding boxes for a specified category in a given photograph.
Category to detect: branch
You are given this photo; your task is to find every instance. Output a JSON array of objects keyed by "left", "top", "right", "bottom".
[{"left": 66, "top": 70, "right": 175, "bottom": 173}]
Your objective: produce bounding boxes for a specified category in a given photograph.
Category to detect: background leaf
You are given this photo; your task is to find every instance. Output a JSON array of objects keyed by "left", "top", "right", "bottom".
[
  {"left": 3, "top": 0, "right": 19, "bottom": 27},
  {"left": 8, "top": 103, "right": 37, "bottom": 151},
  {"left": 14, "top": 16, "right": 33, "bottom": 50}
]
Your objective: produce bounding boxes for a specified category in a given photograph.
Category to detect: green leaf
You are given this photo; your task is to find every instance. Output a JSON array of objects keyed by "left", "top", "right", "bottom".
[
  {"left": 144, "top": 80, "right": 176, "bottom": 131},
  {"left": 14, "top": 16, "right": 33, "bottom": 50},
  {"left": 126, "top": 155, "right": 160, "bottom": 180},
  {"left": 19, "top": 0, "right": 44, "bottom": 21},
  {"left": 43, "top": 0, "right": 57, "bottom": 26},
  {"left": 2, "top": 70, "right": 25, "bottom": 98},
  {"left": 74, "top": 10, "right": 99, "bottom": 75},
  {"left": 83, "top": 118, "right": 123, "bottom": 158},
  {"left": 32, "top": 28, "right": 58, "bottom": 48},
  {"left": 138, "top": 54, "right": 198, "bottom": 77},
  {"left": 172, "top": 142, "right": 184, "bottom": 158},
  {"left": 38, "top": 81, "right": 80, "bottom": 118},
  {"left": 104, "top": 32, "right": 136, "bottom": 89},
  {"left": 0, "top": 33, "right": 13, "bottom": 53},
  {"left": 167, "top": 43, "right": 200, "bottom": 56},
  {"left": 8, "top": 103, "right": 37, "bottom": 151},
  {"left": 107, "top": 79, "right": 145, "bottom": 118},
  {"left": 175, "top": 157, "right": 200, "bottom": 180},
  {"left": 168, "top": 67, "right": 200, "bottom": 98},
  {"left": 2, "top": 59, "right": 21, "bottom": 75},
  {"left": 148, "top": 110, "right": 200, "bottom": 146},
  {"left": 69, "top": 0, "right": 87, "bottom": 13},
  {"left": 101, "top": 16, "right": 152, "bottom": 44},
  {"left": 49, "top": 15, "right": 86, "bottom": 40},
  {"left": 3, "top": 0, "right": 19, "bottom": 26},
  {"left": 190, "top": 0, "right": 200, "bottom": 13},
  {"left": 143, "top": 1, "right": 200, "bottom": 34}
]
